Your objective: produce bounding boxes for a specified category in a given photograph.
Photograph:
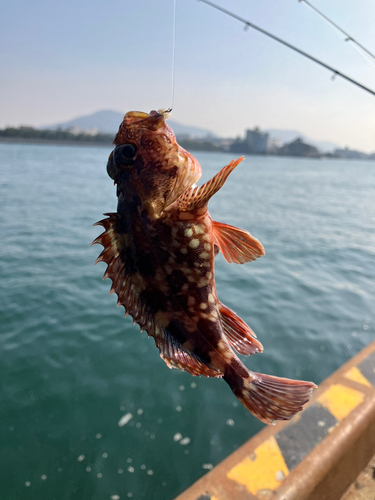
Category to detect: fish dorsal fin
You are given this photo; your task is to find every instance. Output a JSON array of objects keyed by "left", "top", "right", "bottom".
[
  {"left": 156, "top": 330, "right": 222, "bottom": 378},
  {"left": 212, "top": 221, "right": 265, "bottom": 264},
  {"left": 177, "top": 157, "right": 244, "bottom": 213},
  {"left": 93, "top": 214, "right": 155, "bottom": 332},
  {"left": 219, "top": 302, "right": 263, "bottom": 355}
]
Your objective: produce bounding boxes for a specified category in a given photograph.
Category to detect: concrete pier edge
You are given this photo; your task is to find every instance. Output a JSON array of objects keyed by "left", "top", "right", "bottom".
[{"left": 173, "top": 341, "right": 375, "bottom": 500}]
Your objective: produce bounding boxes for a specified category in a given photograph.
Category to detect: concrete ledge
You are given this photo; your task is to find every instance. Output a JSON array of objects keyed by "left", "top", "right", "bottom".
[{"left": 173, "top": 342, "right": 375, "bottom": 500}]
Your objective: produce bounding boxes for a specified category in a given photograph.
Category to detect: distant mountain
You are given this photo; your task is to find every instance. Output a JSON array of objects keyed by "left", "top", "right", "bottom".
[
  {"left": 42, "top": 110, "right": 341, "bottom": 152},
  {"left": 42, "top": 110, "right": 218, "bottom": 139},
  {"left": 265, "top": 128, "right": 340, "bottom": 153}
]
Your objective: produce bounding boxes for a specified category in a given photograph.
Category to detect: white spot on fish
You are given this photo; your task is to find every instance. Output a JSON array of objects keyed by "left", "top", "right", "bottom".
[
  {"left": 184, "top": 228, "right": 193, "bottom": 237},
  {"left": 189, "top": 239, "right": 200, "bottom": 249},
  {"left": 204, "top": 243, "right": 211, "bottom": 251},
  {"left": 194, "top": 225, "right": 204, "bottom": 235},
  {"left": 187, "top": 296, "right": 195, "bottom": 306},
  {"left": 180, "top": 247, "right": 188, "bottom": 254},
  {"left": 208, "top": 293, "right": 215, "bottom": 303},
  {"left": 165, "top": 264, "right": 173, "bottom": 274},
  {"left": 199, "top": 252, "right": 209, "bottom": 259},
  {"left": 200, "top": 303, "right": 208, "bottom": 310}
]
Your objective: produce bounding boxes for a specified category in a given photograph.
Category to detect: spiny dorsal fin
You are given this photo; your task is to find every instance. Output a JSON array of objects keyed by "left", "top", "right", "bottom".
[
  {"left": 92, "top": 213, "right": 154, "bottom": 333},
  {"left": 212, "top": 221, "right": 265, "bottom": 264},
  {"left": 177, "top": 157, "right": 244, "bottom": 213},
  {"left": 219, "top": 302, "right": 263, "bottom": 355}
]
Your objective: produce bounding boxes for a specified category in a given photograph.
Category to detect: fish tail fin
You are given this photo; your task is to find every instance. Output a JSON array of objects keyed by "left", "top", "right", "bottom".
[{"left": 225, "top": 369, "right": 317, "bottom": 424}]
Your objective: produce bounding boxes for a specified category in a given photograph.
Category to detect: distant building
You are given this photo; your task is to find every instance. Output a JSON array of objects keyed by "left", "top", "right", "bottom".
[
  {"left": 245, "top": 127, "right": 269, "bottom": 154},
  {"left": 277, "top": 138, "right": 320, "bottom": 158},
  {"left": 229, "top": 126, "right": 269, "bottom": 154}
]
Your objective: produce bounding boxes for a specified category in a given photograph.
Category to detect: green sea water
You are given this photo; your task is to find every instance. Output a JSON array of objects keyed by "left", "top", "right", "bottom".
[{"left": 0, "top": 143, "right": 374, "bottom": 500}]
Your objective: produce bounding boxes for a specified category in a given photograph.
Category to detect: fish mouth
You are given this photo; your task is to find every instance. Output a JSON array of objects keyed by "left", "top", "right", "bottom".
[{"left": 123, "top": 110, "right": 165, "bottom": 130}]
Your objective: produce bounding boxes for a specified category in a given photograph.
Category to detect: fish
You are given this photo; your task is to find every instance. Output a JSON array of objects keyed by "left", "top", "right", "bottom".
[{"left": 92, "top": 109, "right": 317, "bottom": 424}]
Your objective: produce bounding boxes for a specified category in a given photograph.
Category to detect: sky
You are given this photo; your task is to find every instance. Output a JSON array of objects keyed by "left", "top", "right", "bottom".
[{"left": 1, "top": 0, "right": 375, "bottom": 152}]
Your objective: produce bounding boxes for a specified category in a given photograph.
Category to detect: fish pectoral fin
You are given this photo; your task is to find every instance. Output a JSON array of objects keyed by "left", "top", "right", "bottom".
[
  {"left": 219, "top": 302, "right": 263, "bottom": 355},
  {"left": 212, "top": 220, "right": 265, "bottom": 264},
  {"left": 177, "top": 157, "right": 244, "bottom": 212},
  {"left": 156, "top": 330, "right": 222, "bottom": 378}
]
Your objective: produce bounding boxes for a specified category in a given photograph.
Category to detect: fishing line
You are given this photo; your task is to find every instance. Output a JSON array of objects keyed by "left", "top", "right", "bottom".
[
  {"left": 198, "top": 0, "right": 375, "bottom": 97},
  {"left": 298, "top": 0, "right": 375, "bottom": 66},
  {"left": 170, "top": 0, "right": 177, "bottom": 111}
]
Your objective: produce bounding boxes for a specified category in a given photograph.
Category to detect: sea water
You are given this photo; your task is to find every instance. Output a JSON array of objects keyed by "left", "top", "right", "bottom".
[{"left": 0, "top": 143, "right": 374, "bottom": 500}]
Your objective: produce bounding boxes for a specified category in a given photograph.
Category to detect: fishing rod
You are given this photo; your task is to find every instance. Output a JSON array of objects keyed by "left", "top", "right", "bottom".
[
  {"left": 198, "top": 0, "right": 375, "bottom": 97},
  {"left": 299, "top": 0, "right": 375, "bottom": 63}
]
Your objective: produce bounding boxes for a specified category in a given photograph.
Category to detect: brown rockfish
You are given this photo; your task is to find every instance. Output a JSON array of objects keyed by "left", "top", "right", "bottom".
[{"left": 93, "top": 110, "right": 316, "bottom": 424}]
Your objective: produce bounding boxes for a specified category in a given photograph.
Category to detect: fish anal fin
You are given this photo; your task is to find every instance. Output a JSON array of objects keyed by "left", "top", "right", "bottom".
[
  {"left": 219, "top": 302, "right": 263, "bottom": 355},
  {"left": 156, "top": 330, "right": 222, "bottom": 378},
  {"left": 177, "top": 157, "right": 244, "bottom": 212},
  {"left": 212, "top": 221, "right": 265, "bottom": 264}
]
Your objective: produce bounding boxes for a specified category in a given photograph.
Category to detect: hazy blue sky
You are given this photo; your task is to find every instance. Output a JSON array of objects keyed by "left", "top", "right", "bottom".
[{"left": 1, "top": 0, "right": 374, "bottom": 151}]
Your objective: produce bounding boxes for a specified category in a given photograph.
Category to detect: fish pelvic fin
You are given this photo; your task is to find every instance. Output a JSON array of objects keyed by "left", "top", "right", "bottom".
[
  {"left": 224, "top": 366, "right": 317, "bottom": 424},
  {"left": 177, "top": 157, "right": 244, "bottom": 213},
  {"left": 219, "top": 302, "right": 263, "bottom": 355},
  {"left": 212, "top": 220, "right": 265, "bottom": 264}
]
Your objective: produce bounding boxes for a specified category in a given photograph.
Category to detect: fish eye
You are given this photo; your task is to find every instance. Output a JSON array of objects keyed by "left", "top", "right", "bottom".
[{"left": 113, "top": 143, "right": 137, "bottom": 166}]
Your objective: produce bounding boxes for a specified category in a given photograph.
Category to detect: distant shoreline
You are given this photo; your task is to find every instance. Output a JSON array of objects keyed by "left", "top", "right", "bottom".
[
  {"left": 0, "top": 137, "right": 112, "bottom": 148},
  {"left": 1, "top": 136, "right": 374, "bottom": 161}
]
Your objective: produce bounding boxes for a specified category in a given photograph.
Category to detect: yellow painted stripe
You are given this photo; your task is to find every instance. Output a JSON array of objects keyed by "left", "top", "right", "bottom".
[
  {"left": 227, "top": 435, "right": 288, "bottom": 496},
  {"left": 317, "top": 384, "right": 365, "bottom": 421},
  {"left": 344, "top": 366, "right": 372, "bottom": 387}
]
